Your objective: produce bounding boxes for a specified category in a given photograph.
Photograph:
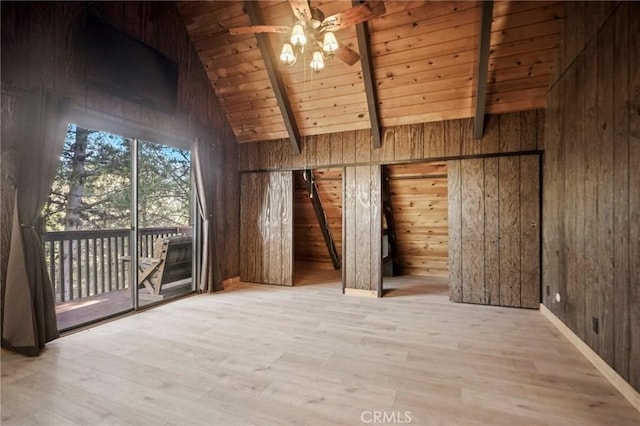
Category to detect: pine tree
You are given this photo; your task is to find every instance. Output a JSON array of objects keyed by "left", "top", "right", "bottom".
[
  {"left": 43, "top": 126, "right": 191, "bottom": 232},
  {"left": 65, "top": 126, "right": 89, "bottom": 231}
]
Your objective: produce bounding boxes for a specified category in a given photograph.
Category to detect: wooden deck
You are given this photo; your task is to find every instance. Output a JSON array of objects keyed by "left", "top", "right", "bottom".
[
  {"left": 55, "top": 280, "right": 193, "bottom": 331},
  {"left": 3, "top": 270, "right": 639, "bottom": 425},
  {"left": 56, "top": 289, "right": 134, "bottom": 331}
]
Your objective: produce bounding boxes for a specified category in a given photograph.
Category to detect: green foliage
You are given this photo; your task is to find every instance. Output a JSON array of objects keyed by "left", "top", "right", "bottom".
[
  {"left": 43, "top": 124, "right": 191, "bottom": 231},
  {"left": 137, "top": 140, "right": 192, "bottom": 228}
]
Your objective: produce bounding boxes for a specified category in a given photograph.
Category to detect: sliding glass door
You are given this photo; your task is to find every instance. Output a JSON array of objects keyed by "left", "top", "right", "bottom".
[
  {"left": 43, "top": 124, "right": 134, "bottom": 330},
  {"left": 44, "top": 123, "right": 194, "bottom": 331},
  {"left": 135, "top": 140, "right": 193, "bottom": 307}
]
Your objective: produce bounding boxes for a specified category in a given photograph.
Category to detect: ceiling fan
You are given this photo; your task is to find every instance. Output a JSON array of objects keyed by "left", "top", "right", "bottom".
[{"left": 228, "top": 0, "right": 386, "bottom": 71}]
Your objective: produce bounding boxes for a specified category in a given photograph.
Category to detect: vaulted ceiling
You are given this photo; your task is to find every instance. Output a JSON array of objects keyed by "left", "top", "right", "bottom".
[{"left": 177, "top": 1, "right": 564, "bottom": 144}]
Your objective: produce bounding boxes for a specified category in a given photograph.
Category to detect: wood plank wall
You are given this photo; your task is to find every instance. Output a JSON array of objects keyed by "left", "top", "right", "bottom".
[
  {"left": 240, "top": 172, "right": 293, "bottom": 286},
  {"left": 0, "top": 1, "right": 240, "bottom": 283},
  {"left": 343, "top": 165, "right": 382, "bottom": 296},
  {"left": 448, "top": 155, "right": 540, "bottom": 309},
  {"left": 239, "top": 111, "right": 544, "bottom": 293},
  {"left": 293, "top": 169, "right": 342, "bottom": 270},
  {"left": 238, "top": 111, "right": 544, "bottom": 172},
  {"left": 386, "top": 162, "right": 449, "bottom": 277},
  {"left": 543, "top": 2, "right": 640, "bottom": 391},
  {"left": 550, "top": 1, "right": 618, "bottom": 88}
]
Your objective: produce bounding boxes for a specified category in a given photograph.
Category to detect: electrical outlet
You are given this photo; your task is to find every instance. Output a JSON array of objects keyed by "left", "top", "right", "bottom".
[{"left": 592, "top": 317, "right": 599, "bottom": 334}]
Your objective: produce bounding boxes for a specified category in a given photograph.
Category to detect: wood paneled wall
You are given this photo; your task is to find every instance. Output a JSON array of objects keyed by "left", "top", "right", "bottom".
[
  {"left": 550, "top": 1, "right": 618, "bottom": 88},
  {"left": 387, "top": 163, "right": 449, "bottom": 277},
  {"left": 543, "top": 2, "right": 640, "bottom": 391},
  {"left": 238, "top": 111, "right": 544, "bottom": 172},
  {"left": 293, "top": 169, "right": 342, "bottom": 269},
  {"left": 448, "top": 155, "right": 540, "bottom": 308},
  {"left": 0, "top": 1, "right": 239, "bottom": 283},
  {"left": 239, "top": 111, "right": 544, "bottom": 291},
  {"left": 343, "top": 166, "right": 382, "bottom": 296},
  {"left": 240, "top": 172, "right": 293, "bottom": 286}
]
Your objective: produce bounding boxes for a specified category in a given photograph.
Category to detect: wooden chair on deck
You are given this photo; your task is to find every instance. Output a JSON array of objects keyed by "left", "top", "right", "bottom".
[{"left": 135, "top": 235, "right": 192, "bottom": 298}]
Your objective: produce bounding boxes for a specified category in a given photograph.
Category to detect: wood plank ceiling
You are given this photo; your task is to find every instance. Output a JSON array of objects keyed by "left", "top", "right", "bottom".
[{"left": 177, "top": 1, "right": 564, "bottom": 144}]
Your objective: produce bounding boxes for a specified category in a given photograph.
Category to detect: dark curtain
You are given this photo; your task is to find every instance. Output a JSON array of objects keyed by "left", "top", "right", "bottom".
[
  {"left": 193, "top": 139, "right": 223, "bottom": 293},
  {"left": 2, "top": 89, "right": 69, "bottom": 355}
]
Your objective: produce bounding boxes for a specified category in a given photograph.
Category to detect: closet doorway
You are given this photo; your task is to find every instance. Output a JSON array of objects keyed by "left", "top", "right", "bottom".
[{"left": 293, "top": 168, "right": 343, "bottom": 288}]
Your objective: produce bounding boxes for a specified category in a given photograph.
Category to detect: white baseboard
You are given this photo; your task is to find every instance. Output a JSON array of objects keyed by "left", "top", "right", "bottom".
[{"left": 540, "top": 304, "right": 640, "bottom": 413}]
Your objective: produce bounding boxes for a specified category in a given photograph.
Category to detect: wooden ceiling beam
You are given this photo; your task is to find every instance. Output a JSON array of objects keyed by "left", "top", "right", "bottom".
[
  {"left": 353, "top": 1, "right": 382, "bottom": 149},
  {"left": 473, "top": 0, "right": 494, "bottom": 140},
  {"left": 244, "top": 1, "right": 301, "bottom": 155}
]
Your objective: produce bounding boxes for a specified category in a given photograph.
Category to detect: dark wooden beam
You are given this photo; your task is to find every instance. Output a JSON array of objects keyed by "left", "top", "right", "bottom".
[
  {"left": 473, "top": 0, "right": 494, "bottom": 140},
  {"left": 245, "top": 1, "right": 301, "bottom": 155},
  {"left": 303, "top": 170, "right": 341, "bottom": 270},
  {"left": 353, "top": 1, "right": 382, "bottom": 149}
]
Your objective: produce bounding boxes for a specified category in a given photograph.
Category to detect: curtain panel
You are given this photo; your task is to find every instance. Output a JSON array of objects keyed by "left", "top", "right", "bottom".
[
  {"left": 193, "top": 140, "right": 223, "bottom": 293},
  {"left": 2, "top": 89, "right": 69, "bottom": 355}
]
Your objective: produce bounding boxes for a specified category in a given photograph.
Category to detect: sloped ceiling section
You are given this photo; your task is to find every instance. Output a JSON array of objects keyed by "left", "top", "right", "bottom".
[{"left": 177, "top": 1, "right": 564, "bottom": 144}]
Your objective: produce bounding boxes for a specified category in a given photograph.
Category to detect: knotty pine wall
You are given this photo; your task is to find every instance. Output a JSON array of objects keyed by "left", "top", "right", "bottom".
[
  {"left": 386, "top": 163, "right": 449, "bottom": 277},
  {"left": 542, "top": 2, "right": 640, "bottom": 391},
  {"left": 0, "top": 1, "right": 240, "bottom": 284}
]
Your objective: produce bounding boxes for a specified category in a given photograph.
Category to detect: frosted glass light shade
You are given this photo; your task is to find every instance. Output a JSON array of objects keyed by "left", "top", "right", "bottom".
[
  {"left": 322, "top": 32, "right": 338, "bottom": 53},
  {"left": 310, "top": 50, "right": 325, "bottom": 71},
  {"left": 280, "top": 43, "right": 296, "bottom": 65},
  {"left": 290, "top": 23, "right": 307, "bottom": 47}
]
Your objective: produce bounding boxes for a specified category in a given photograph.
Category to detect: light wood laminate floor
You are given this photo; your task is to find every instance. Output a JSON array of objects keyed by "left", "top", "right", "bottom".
[{"left": 2, "top": 270, "right": 639, "bottom": 425}]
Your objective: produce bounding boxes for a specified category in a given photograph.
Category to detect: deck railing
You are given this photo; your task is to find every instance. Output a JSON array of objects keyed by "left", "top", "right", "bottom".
[{"left": 43, "top": 226, "right": 191, "bottom": 303}]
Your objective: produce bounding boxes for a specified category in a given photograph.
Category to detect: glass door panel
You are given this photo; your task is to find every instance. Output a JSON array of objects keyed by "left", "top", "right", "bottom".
[
  {"left": 136, "top": 140, "right": 193, "bottom": 306},
  {"left": 44, "top": 124, "right": 133, "bottom": 331}
]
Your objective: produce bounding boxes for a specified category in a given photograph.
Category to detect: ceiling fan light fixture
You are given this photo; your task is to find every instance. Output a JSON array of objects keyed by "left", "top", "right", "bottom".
[
  {"left": 280, "top": 42, "right": 296, "bottom": 66},
  {"left": 309, "top": 7, "right": 325, "bottom": 30},
  {"left": 290, "top": 22, "right": 307, "bottom": 47},
  {"left": 310, "top": 50, "right": 325, "bottom": 72},
  {"left": 322, "top": 31, "right": 338, "bottom": 54},
  {"left": 229, "top": 0, "right": 379, "bottom": 73}
]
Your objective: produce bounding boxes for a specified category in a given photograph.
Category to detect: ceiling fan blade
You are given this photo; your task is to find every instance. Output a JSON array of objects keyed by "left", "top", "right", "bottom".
[
  {"left": 322, "top": 1, "right": 386, "bottom": 31},
  {"left": 289, "top": 0, "right": 312, "bottom": 21},
  {"left": 228, "top": 25, "right": 290, "bottom": 36},
  {"left": 335, "top": 43, "right": 361, "bottom": 66}
]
